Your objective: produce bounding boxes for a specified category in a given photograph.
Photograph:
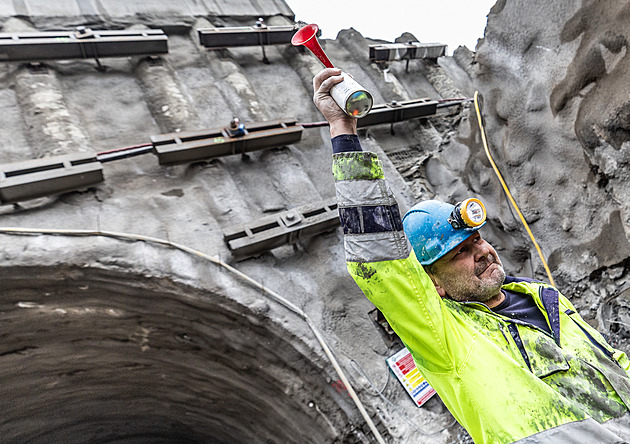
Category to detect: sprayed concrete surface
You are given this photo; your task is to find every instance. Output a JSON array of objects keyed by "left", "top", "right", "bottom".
[
  {"left": 2, "top": 0, "right": 630, "bottom": 442},
  {"left": 1, "top": 236, "right": 358, "bottom": 443}
]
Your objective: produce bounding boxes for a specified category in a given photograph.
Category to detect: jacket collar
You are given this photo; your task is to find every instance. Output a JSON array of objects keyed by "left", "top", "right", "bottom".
[{"left": 502, "top": 276, "right": 561, "bottom": 345}]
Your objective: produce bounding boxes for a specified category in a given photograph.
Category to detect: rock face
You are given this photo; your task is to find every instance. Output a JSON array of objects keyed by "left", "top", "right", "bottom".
[
  {"left": 2, "top": 253, "right": 348, "bottom": 443},
  {"left": 466, "top": 0, "right": 630, "bottom": 350},
  {"left": 2, "top": 0, "right": 630, "bottom": 443}
]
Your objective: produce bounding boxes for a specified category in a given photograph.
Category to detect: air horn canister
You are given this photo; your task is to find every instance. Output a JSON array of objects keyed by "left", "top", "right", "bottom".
[{"left": 292, "top": 24, "right": 373, "bottom": 118}]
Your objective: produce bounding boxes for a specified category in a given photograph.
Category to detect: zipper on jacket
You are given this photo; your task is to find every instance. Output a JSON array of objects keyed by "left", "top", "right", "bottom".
[
  {"left": 498, "top": 323, "right": 510, "bottom": 345},
  {"left": 506, "top": 323, "right": 533, "bottom": 372}
]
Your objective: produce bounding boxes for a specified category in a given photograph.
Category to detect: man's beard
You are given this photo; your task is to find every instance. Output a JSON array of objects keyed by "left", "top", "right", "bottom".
[{"left": 443, "top": 254, "right": 506, "bottom": 303}]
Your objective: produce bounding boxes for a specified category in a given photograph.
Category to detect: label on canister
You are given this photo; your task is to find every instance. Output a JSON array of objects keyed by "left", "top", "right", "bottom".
[
  {"left": 331, "top": 72, "right": 373, "bottom": 118},
  {"left": 387, "top": 347, "right": 436, "bottom": 407}
]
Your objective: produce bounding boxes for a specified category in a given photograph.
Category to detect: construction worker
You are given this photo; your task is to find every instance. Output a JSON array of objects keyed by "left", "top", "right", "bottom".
[{"left": 313, "top": 67, "right": 630, "bottom": 443}]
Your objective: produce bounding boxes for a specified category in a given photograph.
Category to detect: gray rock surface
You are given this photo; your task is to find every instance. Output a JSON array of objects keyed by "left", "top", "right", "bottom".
[{"left": 470, "top": 0, "right": 630, "bottom": 350}]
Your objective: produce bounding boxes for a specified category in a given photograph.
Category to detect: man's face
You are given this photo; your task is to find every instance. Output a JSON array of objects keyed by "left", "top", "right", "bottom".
[{"left": 428, "top": 232, "right": 506, "bottom": 304}]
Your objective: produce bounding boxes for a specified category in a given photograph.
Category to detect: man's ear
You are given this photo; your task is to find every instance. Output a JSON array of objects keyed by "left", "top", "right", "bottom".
[
  {"left": 434, "top": 283, "right": 447, "bottom": 298},
  {"left": 428, "top": 274, "right": 447, "bottom": 298}
]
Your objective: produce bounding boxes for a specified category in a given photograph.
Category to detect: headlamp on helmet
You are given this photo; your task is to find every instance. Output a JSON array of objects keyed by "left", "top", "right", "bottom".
[
  {"left": 447, "top": 198, "right": 486, "bottom": 230},
  {"left": 402, "top": 198, "right": 488, "bottom": 265}
]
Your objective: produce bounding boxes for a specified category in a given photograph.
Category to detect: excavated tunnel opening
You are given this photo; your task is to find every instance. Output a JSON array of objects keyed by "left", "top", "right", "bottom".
[{"left": 1, "top": 265, "right": 355, "bottom": 443}]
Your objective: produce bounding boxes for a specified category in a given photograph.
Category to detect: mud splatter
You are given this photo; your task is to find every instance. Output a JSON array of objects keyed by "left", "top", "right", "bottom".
[
  {"left": 354, "top": 262, "right": 377, "bottom": 280},
  {"left": 332, "top": 152, "right": 384, "bottom": 181}
]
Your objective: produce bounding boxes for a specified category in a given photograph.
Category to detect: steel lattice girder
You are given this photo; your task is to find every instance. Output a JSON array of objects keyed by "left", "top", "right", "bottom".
[
  {"left": 369, "top": 43, "right": 447, "bottom": 62},
  {"left": 357, "top": 98, "right": 438, "bottom": 127}
]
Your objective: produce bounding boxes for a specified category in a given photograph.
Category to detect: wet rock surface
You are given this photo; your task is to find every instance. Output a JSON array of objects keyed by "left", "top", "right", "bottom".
[
  {"left": 0, "top": 237, "right": 363, "bottom": 443},
  {"left": 466, "top": 0, "right": 630, "bottom": 347}
]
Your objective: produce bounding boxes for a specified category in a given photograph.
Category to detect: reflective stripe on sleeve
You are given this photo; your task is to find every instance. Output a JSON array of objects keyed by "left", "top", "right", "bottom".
[
  {"left": 335, "top": 179, "right": 396, "bottom": 207},
  {"left": 344, "top": 231, "right": 411, "bottom": 262}
]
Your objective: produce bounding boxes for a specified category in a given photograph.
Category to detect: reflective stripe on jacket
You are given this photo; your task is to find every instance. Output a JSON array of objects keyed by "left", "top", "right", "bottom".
[{"left": 333, "top": 150, "right": 630, "bottom": 443}]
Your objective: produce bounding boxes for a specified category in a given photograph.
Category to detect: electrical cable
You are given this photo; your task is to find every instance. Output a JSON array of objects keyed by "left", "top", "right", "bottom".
[
  {"left": 0, "top": 226, "right": 386, "bottom": 444},
  {"left": 97, "top": 143, "right": 152, "bottom": 156},
  {"left": 473, "top": 91, "right": 556, "bottom": 287},
  {"left": 348, "top": 358, "right": 391, "bottom": 397}
]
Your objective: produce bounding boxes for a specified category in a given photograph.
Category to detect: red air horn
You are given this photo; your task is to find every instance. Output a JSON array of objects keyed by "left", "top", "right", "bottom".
[
  {"left": 292, "top": 24, "right": 334, "bottom": 68},
  {"left": 292, "top": 24, "right": 373, "bottom": 118}
]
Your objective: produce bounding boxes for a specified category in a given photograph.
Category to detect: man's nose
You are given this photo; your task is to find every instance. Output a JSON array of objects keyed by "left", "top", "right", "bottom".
[{"left": 474, "top": 241, "right": 491, "bottom": 261}]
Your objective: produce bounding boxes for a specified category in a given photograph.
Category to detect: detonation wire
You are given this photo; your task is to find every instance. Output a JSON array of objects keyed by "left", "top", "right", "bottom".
[
  {"left": 97, "top": 143, "right": 152, "bottom": 156},
  {"left": 473, "top": 91, "right": 556, "bottom": 287},
  {"left": 0, "top": 226, "right": 386, "bottom": 444}
]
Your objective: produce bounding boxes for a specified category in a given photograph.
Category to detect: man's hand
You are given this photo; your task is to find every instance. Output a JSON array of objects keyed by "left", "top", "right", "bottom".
[{"left": 313, "top": 68, "right": 357, "bottom": 138}]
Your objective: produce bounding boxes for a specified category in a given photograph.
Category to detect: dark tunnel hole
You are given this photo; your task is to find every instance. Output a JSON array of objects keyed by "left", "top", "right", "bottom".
[{"left": 0, "top": 266, "right": 352, "bottom": 443}]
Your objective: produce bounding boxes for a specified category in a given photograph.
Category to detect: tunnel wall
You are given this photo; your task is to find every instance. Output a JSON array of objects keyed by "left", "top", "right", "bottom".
[{"left": 0, "top": 232, "right": 362, "bottom": 443}]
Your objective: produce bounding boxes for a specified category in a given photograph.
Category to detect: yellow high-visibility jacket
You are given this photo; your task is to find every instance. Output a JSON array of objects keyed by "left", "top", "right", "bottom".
[{"left": 333, "top": 148, "right": 630, "bottom": 443}]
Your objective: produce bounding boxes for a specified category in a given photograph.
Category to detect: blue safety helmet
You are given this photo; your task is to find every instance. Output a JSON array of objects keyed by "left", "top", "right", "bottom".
[{"left": 402, "top": 199, "right": 486, "bottom": 265}]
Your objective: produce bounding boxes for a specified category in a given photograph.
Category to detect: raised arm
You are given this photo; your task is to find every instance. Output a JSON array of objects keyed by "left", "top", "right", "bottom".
[{"left": 312, "top": 69, "right": 469, "bottom": 374}]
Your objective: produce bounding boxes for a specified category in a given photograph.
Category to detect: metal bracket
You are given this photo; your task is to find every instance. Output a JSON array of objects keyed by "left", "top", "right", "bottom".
[
  {"left": 357, "top": 98, "right": 438, "bottom": 128},
  {"left": 197, "top": 24, "right": 298, "bottom": 50},
  {"left": 0, "top": 29, "right": 168, "bottom": 63},
  {"left": 369, "top": 42, "right": 447, "bottom": 65},
  {"left": 254, "top": 18, "right": 270, "bottom": 64},
  {"left": 150, "top": 119, "right": 303, "bottom": 165},
  {"left": 368, "top": 307, "right": 400, "bottom": 346},
  {"left": 223, "top": 199, "right": 339, "bottom": 258},
  {"left": 26, "top": 61, "right": 49, "bottom": 74},
  {"left": 0, "top": 154, "right": 104, "bottom": 204}
]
